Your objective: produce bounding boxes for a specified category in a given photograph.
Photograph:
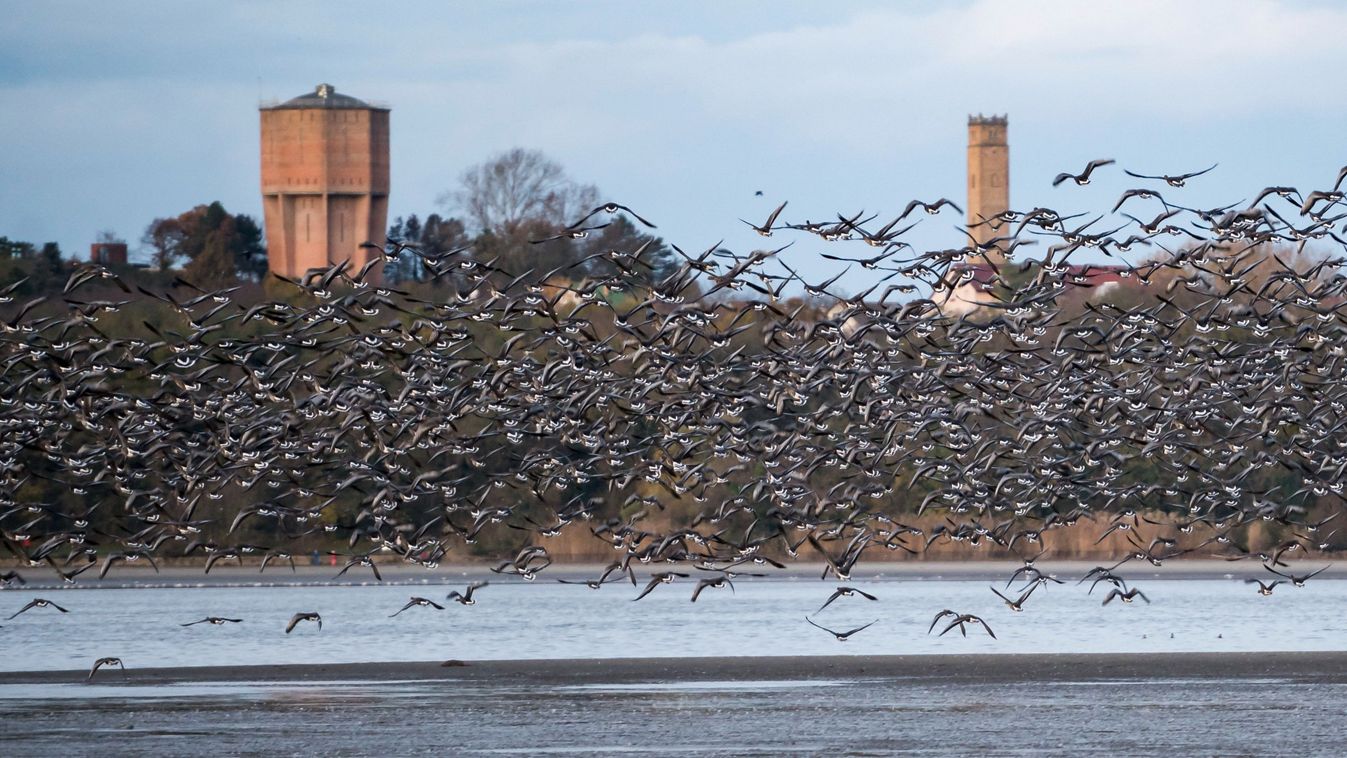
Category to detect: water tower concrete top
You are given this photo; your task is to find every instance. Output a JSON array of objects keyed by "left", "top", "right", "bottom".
[{"left": 263, "top": 83, "right": 388, "bottom": 111}]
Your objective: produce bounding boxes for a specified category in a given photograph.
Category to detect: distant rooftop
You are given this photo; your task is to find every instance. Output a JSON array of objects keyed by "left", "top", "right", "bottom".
[
  {"left": 260, "top": 83, "right": 389, "bottom": 111},
  {"left": 969, "top": 113, "right": 1008, "bottom": 125}
]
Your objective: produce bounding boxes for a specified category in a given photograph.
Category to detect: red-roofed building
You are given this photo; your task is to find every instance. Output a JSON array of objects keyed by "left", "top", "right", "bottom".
[{"left": 90, "top": 242, "right": 128, "bottom": 266}]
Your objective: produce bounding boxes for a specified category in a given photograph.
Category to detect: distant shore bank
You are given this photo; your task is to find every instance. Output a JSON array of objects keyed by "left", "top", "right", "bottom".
[{"left": 0, "top": 558, "right": 1323, "bottom": 589}]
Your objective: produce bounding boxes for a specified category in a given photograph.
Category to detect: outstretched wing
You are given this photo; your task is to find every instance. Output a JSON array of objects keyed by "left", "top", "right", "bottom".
[
  {"left": 805, "top": 616, "right": 837, "bottom": 636},
  {"left": 690, "top": 579, "right": 711, "bottom": 603},
  {"left": 841, "top": 619, "right": 878, "bottom": 637},
  {"left": 632, "top": 578, "right": 661, "bottom": 602},
  {"left": 815, "top": 589, "right": 844, "bottom": 614},
  {"left": 928, "top": 609, "right": 954, "bottom": 634}
]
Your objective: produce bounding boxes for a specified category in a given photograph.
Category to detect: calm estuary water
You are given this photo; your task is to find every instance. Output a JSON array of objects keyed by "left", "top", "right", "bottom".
[{"left": 1, "top": 572, "right": 1343, "bottom": 671}]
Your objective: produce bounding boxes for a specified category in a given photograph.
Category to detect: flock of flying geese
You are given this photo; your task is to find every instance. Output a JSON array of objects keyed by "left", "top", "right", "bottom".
[{"left": 4, "top": 157, "right": 1347, "bottom": 679}]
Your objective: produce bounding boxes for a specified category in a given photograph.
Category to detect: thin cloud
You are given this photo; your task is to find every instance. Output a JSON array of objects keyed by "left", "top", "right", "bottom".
[{"left": 2, "top": 0, "right": 1346, "bottom": 280}]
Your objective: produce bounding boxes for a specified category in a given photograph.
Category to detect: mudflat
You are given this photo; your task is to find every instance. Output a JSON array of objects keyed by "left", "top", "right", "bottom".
[{"left": 7, "top": 650, "right": 1347, "bottom": 686}]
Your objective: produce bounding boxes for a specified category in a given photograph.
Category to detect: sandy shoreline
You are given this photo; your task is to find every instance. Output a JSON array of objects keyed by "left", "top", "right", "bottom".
[
  {"left": 0, "top": 558, "right": 1308, "bottom": 590},
  {"left": 6, "top": 651, "right": 1347, "bottom": 687}
]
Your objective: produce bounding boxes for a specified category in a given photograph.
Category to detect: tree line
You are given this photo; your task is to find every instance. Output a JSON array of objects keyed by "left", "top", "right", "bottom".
[{"left": 1, "top": 148, "right": 677, "bottom": 295}]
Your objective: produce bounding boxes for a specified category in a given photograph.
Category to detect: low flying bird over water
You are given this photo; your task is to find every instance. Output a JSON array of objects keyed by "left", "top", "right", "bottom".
[
  {"left": 1083, "top": 570, "right": 1129, "bottom": 595},
  {"left": 99, "top": 551, "right": 159, "bottom": 579},
  {"left": 87, "top": 657, "right": 125, "bottom": 681},
  {"left": 492, "top": 546, "right": 552, "bottom": 581},
  {"left": 990, "top": 584, "right": 1037, "bottom": 612},
  {"left": 1102, "top": 587, "right": 1150, "bottom": 606},
  {"left": 814, "top": 586, "right": 879, "bottom": 614},
  {"left": 1245, "top": 579, "right": 1283, "bottom": 596},
  {"left": 805, "top": 616, "right": 878, "bottom": 641},
  {"left": 1265, "top": 564, "right": 1331, "bottom": 587},
  {"left": 333, "top": 553, "right": 383, "bottom": 582},
  {"left": 285, "top": 612, "right": 322, "bottom": 634},
  {"left": 259, "top": 550, "right": 297, "bottom": 573},
  {"left": 633, "top": 572, "right": 690, "bottom": 601},
  {"left": 936, "top": 614, "right": 997, "bottom": 639},
  {"left": 390, "top": 597, "right": 445, "bottom": 617},
  {"left": 447, "top": 582, "right": 488, "bottom": 606},
  {"left": 8, "top": 598, "right": 69, "bottom": 620},
  {"left": 558, "top": 561, "right": 636, "bottom": 589},
  {"left": 181, "top": 617, "right": 243, "bottom": 626},
  {"left": 690, "top": 575, "right": 734, "bottom": 602}
]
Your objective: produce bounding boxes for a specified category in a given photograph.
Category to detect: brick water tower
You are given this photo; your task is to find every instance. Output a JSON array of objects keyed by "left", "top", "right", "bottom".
[
  {"left": 967, "top": 114, "right": 1009, "bottom": 262},
  {"left": 260, "top": 83, "right": 389, "bottom": 281}
]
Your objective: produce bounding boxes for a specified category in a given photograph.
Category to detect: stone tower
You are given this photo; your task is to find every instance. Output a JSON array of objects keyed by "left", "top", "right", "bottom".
[
  {"left": 260, "top": 83, "right": 390, "bottom": 282},
  {"left": 966, "top": 114, "right": 1009, "bottom": 262}
]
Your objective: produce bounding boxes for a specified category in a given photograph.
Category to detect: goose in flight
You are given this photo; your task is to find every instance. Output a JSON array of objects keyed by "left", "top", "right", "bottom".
[
  {"left": 1244, "top": 579, "right": 1282, "bottom": 596},
  {"left": 568, "top": 202, "right": 657, "bottom": 229},
  {"left": 990, "top": 584, "right": 1037, "bottom": 612},
  {"left": 1102, "top": 587, "right": 1150, "bottom": 605},
  {"left": 1053, "top": 158, "right": 1115, "bottom": 187},
  {"left": 1264, "top": 564, "right": 1331, "bottom": 587},
  {"left": 391, "top": 596, "right": 446, "bottom": 616},
  {"left": 742, "top": 200, "right": 788, "bottom": 237},
  {"left": 333, "top": 553, "right": 382, "bottom": 582},
  {"left": 689, "top": 575, "right": 734, "bottom": 602},
  {"left": 285, "top": 612, "right": 322, "bottom": 633},
  {"left": 814, "top": 586, "right": 878, "bottom": 614},
  {"left": 8, "top": 598, "right": 70, "bottom": 620},
  {"left": 928, "top": 609, "right": 959, "bottom": 634},
  {"left": 632, "top": 572, "right": 689, "bottom": 601},
  {"left": 805, "top": 616, "right": 878, "bottom": 641},
  {"left": 87, "top": 657, "right": 125, "bottom": 682},
  {"left": 447, "top": 582, "right": 488, "bottom": 605},
  {"left": 937, "top": 614, "right": 997, "bottom": 639}
]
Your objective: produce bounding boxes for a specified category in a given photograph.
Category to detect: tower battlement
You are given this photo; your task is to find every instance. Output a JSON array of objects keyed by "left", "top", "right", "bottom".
[{"left": 967, "top": 113, "right": 1009, "bottom": 261}]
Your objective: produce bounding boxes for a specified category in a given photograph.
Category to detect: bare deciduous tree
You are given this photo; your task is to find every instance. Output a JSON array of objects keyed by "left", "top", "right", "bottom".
[{"left": 443, "top": 148, "right": 598, "bottom": 235}]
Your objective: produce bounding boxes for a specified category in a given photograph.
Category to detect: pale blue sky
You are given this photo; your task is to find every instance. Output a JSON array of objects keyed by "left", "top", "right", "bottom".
[{"left": 3, "top": 0, "right": 1346, "bottom": 286}]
